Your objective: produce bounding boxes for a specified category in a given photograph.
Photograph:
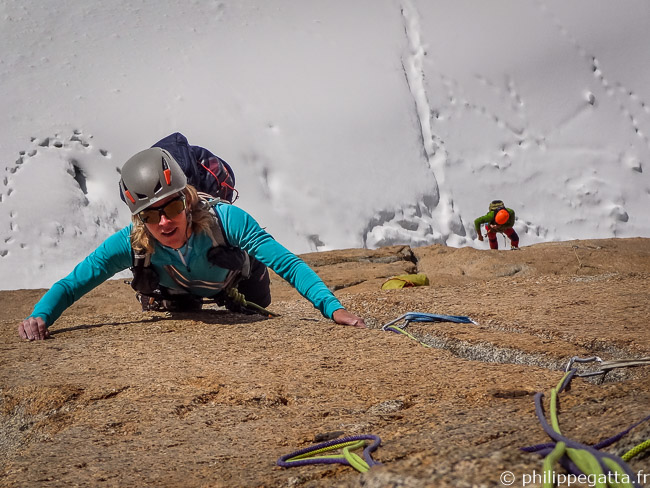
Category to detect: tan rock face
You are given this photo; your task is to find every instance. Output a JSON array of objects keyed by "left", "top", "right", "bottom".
[{"left": 2, "top": 238, "right": 649, "bottom": 487}]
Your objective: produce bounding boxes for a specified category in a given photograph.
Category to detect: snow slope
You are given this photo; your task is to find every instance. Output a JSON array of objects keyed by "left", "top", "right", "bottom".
[{"left": 1, "top": 0, "right": 649, "bottom": 290}]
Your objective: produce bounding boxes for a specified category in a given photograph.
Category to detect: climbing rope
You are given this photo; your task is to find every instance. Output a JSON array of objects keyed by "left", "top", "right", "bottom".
[
  {"left": 622, "top": 439, "right": 650, "bottom": 462},
  {"left": 277, "top": 435, "right": 382, "bottom": 473},
  {"left": 522, "top": 370, "right": 646, "bottom": 488},
  {"left": 571, "top": 245, "right": 583, "bottom": 269},
  {"left": 384, "top": 325, "right": 432, "bottom": 348},
  {"left": 224, "top": 287, "right": 279, "bottom": 318}
]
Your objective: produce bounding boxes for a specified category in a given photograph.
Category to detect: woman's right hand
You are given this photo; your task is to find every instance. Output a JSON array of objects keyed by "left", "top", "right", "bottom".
[
  {"left": 18, "top": 316, "right": 50, "bottom": 341},
  {"left": 332, "top": 309, "right": 367, "bottom": 328}
]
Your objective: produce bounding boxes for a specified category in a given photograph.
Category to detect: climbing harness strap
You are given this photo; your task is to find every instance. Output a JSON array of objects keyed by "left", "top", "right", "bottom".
[{"left": 277, "top": 435, "right": 381, "bottom": 473}]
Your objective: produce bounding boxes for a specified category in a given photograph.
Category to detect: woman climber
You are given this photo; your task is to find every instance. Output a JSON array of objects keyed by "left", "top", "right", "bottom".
[{"left": 18, "top": 146, "right": 365, "bottom": 340}]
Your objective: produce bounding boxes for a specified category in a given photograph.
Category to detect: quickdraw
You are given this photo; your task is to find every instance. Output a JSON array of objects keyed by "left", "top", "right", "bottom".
[{"left": 564, "top": 355, "right": 650, "bottom": 381}]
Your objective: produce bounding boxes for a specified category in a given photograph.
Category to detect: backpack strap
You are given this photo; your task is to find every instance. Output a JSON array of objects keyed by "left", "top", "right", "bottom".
[{"left": 204, "top": 199, "right": 251, "bottom": 280}]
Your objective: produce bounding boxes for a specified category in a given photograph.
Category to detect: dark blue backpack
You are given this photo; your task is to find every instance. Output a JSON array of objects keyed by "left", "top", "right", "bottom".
[{"left": 152, "top": 132, "right": 237, "bottom": 203}]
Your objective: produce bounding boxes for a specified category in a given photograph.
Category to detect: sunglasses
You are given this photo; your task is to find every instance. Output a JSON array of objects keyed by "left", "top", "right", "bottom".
[{"left": 138, "top": 195, "right": 186, "bottom": 224}]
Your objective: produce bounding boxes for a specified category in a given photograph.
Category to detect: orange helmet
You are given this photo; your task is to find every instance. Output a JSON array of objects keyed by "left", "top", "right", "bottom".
[{"left": 495, "top": 209, "right": 510, "bottom": 225}]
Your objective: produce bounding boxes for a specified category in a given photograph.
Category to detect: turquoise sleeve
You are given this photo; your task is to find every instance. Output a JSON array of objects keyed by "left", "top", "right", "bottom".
[
  {"left": 216, "top": 204, "right": 343, "bottom": 319},
  {"left": 30, "top": 226, "right": 134, "bottom": 327}
]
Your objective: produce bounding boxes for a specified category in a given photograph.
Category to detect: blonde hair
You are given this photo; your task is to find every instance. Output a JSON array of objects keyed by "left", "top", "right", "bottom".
[{"left": 130, "top": 185, "right": 216, "bottom": 253}]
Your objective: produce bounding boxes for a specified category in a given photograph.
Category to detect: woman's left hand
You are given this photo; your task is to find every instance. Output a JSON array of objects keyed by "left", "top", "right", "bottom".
[{"left": 332, "top": 309, "right": 367, "bottom": 328}]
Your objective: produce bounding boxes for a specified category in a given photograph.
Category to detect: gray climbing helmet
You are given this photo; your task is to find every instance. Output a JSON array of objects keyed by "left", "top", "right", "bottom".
[{"left": 119, "top": 147, "right": 187, "bottom": 215}]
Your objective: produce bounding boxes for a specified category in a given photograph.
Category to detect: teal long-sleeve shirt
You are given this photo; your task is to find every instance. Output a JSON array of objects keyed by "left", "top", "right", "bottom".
[{"left": 30, "top": 204, "right": 343, "bottom": 326}]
